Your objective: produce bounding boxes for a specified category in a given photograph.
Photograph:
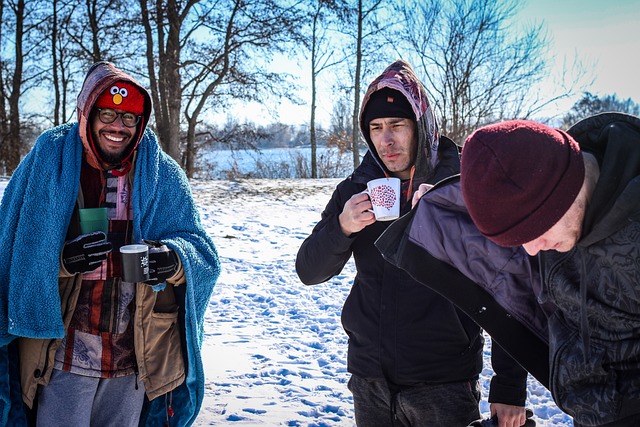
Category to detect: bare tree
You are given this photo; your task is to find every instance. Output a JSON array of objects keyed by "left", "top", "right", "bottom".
[
  {"left": 49, "top": 0, "right": 99, "bottom": 126},
  {"left": 51, "top": 0, "right": 61, "bottom": 125},
  {"left": 64, "top": 0, "right": 134, "bottom": 64},
  {"left": 561, "top": 92, "right": 640, "bottom": 129},
  {"left": 53, "top": 16, "right": 76, "bottom": 125},
  {"left": 3, "top": 0, "right": 127, "bottom": 133},
  {"left": 49, "top": 0, "right": 78, "bottom": 125},
  {"left": 35, "top": 0, "right": 139, "bottom": 127},
  {"left": 138, "top": 0, "right": 186, "bottom": 163},
  {"left": 0, "top": 0, "right": 8, "bottom": 169},
  {"left": 349, "top": 0, "right": 367, "bottom": 168},
  {"left": 180, "top": 0, "right": 304, "bottom": 177},
  {"left": 0, "top": 0, "right": 25, "bottom": 174},
  {"left": 397, "top": 0, "right": 549, "bottom": 144},
  {"left": 324, "top": 91, "right": 353, "bottom": 154},
  {"left": 330, "top": 94, "right": 353, "bottom": 136},
  {"left": 198, "top": 117, "right": 269, "bottom": 152},
  {"left": 0, "top": 0, "right": 142, "bottom": 171},
  {"left": 138, "top": 0, "right": 303, "bottom": 176},
  {"left": 306, "top": 0, "right": 348, "bottom": 178},
  {"left": 342, "top": 0, "right": 394, "bottom": 168}
]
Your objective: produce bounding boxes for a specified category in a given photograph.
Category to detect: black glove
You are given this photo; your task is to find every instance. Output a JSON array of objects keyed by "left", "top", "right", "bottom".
[
  {"left": 62, "top": 232, "right": 112, "bottom": 274},
  {"left": 144, "top": 240, "right": 180, "bottom": 285}
]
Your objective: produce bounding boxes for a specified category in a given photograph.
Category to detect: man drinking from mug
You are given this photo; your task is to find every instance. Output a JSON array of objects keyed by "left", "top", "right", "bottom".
[{"left": 295, "top": 60, "right": 529, "bottom": 427}]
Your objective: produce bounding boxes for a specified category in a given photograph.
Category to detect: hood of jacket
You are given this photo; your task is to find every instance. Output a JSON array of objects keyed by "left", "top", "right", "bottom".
[
  {"left": 359, "top": 59, "right": 440, "bottom": 182},
  {"left": 76, "top": 61, "right": 152, "bottom": 173},
  {"left": 568, "top": 112, "right": 640, "bottom": 245}
]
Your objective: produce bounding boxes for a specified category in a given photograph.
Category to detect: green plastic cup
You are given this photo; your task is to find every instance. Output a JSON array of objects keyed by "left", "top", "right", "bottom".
[{"left": 79, "top": 207, "right": 108, "bottom": 234}]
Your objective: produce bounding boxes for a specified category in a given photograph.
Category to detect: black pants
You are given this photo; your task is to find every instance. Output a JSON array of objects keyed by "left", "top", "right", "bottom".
[{"left": 348, "top": 374, "right": 481, "bottom": 427}]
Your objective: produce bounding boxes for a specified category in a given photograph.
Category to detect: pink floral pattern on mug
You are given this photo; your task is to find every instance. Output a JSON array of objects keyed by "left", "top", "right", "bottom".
[{"left": 369, "top": 185, "right": 397, "bottom": 209}]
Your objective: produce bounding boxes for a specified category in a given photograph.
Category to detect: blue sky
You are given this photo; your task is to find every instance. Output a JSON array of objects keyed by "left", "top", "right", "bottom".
[
  {"left": 225, "top": 0, "right": 640, "bottom": 127},
  {"left": 518, "top": 0, "right": 640, "bottom": 103}
]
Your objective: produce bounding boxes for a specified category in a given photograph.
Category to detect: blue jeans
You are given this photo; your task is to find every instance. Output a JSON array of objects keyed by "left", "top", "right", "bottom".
[
  {"left": 348, "top": 374, "right": 481, "bottom": 427},
  {"left": 36, "top": 369, "right": 146, "bottom": 427}
]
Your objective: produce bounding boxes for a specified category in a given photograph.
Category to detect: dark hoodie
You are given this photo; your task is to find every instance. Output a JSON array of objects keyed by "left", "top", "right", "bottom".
[
  {"left": 377, "top": 112, "right": 640, "bottom": 426},
  {"left": 539, "top": 113, "right": 640, "bottom": 426},
  {"left": 76, "top": 62, "right": 152, "bottom": 174},
  {"left": 296, "top": 60, "right": 525, "bottom": 406},
  {"left": 359, "top": 59, "right": 459, "bottom": 189}
]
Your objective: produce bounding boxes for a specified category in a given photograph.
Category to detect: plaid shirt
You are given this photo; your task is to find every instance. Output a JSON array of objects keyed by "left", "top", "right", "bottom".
[{"left": 54, "top": 164, "right": 137, "bottom": 378}]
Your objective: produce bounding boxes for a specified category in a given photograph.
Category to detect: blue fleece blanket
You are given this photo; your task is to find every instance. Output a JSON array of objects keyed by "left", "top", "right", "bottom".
[{"left": 0, "top": 123, "right": 220, "bottom": 425}]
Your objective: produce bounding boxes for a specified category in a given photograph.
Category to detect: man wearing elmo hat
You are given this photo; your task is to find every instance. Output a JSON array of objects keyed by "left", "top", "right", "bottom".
[
  {"left": 0, "top": 62, "right": 220, "bottom": 426},
  {"left": 89, "top": 80, "right": 147, "bottom": 171}
]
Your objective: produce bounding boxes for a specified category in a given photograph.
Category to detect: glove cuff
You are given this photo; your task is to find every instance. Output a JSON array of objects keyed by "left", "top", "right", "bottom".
[
  {"left": 59, "top": 251, "right": 75, "bottom": 278},
  {"left": 166, "top": 257, "right": 185, "bottom": 285}
]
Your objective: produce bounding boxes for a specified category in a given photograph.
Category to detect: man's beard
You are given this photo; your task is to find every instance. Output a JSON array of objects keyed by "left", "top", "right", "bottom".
[
  {"left": 96, "top": 144, "right": 129, "bottom": 165},
  {"left": 92, "top": 130, "right": 136, "bottom": 165}
]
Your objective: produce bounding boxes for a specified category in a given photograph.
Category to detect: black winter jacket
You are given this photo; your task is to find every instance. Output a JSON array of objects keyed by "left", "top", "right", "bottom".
[
  {"left": 298, "top": 59, "right": 527, "bottom": 406},
  {"left": 296, "top": 140, "right": 527, "bottom": 405},
  {"left": 377, "top": 113, "right": 640, "bottom": 427},
  {"left": 541, "top": 113, "right": 640, "bottom": 426}
]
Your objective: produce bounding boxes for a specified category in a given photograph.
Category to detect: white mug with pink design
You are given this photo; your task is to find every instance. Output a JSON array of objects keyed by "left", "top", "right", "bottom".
[{"left": 365, "top": 177, "right": 401, "bottom": 221}]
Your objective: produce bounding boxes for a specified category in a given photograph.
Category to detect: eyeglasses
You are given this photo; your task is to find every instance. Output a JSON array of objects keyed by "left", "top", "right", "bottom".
[{"left": 96, "top": 108, "right": 141, "bottom": 128}]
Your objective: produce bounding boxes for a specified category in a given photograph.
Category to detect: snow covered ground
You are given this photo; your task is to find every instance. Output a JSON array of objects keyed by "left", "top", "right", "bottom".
[{"left": 0, "top": 176, "right": 573, "bottom": 426}]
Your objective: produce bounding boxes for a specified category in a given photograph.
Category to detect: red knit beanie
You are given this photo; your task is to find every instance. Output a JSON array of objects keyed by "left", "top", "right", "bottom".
[
  {"left": 460, "top": 120, "right": 585, "bottom": 247},
  {"left": 94, "top": 81, "right": 145, "bottom": 115}
]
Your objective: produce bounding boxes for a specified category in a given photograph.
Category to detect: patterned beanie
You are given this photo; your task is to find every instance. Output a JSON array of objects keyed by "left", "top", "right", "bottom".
[
  {"left": 94, "top": 81, "right": 145, "bottom": 115},
  {"left": 460, "top": 120, "right": 585, "bottom": 247}
]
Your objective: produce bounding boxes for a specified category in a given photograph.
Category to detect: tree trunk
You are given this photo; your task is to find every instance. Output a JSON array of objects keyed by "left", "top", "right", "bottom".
[
  {"left": 139, "top": 0, "right": 164, "bottom": 146},
  {"left": 148, "top": 0, "right": 183, "bottom": 165},
  {"left": 139, "top": 0, "right": 184, "bottom": 165},
  {"left": 164, "top": 0, "right": 182, "bottom": 163},
  {"left": 310, "top": 11, "right": 319, "bottom": 179},
  {"left": 60, "top": 50, "right": 70, "bottom": 122},
  {"left": 350, "top": 0, "right": 363, "bottom": 169},
  {"left": 185, "top": 117, "right": 197, "bottom": 177},
  {"left": 5, "top": 0, "right": 25, "bottom": 174},
  {"left": 0, "top": 0, "right": 8, "bottom": 173},
  {"left": 52, "top": 0, "right": 61, "bottom": 126},
  {"left": 87, "top": 0, "right": 102, "bottom": 62},
  {"left": 183, "top": 0, "right": 239, "bottom": 178}
]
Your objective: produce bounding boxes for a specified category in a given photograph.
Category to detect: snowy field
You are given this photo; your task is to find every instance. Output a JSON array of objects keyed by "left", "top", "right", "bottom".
[{"left": 0, "top": 172, "right": 573, "bottom": 426}]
